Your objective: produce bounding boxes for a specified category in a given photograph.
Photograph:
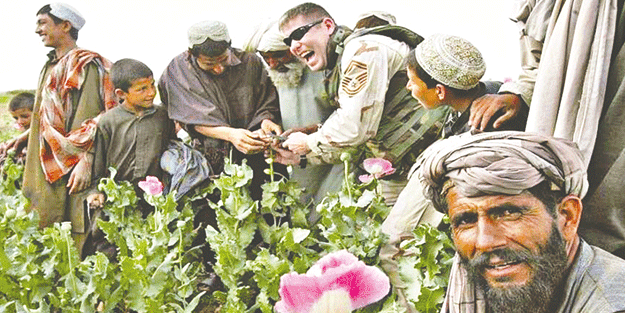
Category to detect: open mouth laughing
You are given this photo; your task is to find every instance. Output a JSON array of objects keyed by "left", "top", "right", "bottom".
[{"left": 300, "top": 50, "right": 314, "bottom": 62}]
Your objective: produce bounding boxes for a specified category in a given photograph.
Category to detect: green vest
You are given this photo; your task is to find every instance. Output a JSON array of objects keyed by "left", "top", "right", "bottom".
[{"left": 321, "top": 25, "right": 450, "bottom": 176}]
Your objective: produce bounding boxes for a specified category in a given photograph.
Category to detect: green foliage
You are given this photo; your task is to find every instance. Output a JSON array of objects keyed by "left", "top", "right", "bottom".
[
  {"left": 95, "top": 169, "right": 204, "bottom": 312},
  {"left": 315, "top": 170, "right": 389, "bottom": 265},
  {"left": 205, "top": 156, "right": 453, "bottom": 312},
  {"left": 0, "top": 151, "right": 454, "bottom": 312},
  {"left": 0, "top": 163, "right": 205, "bottom": 312},
  {"left": 398, "top": 220, "right": 455, "bottom": 312}
]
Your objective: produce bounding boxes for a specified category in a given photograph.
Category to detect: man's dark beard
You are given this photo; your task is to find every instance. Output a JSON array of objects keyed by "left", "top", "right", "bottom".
[{"left": 460, "top": 224, "right": 569, "bottom": 313}]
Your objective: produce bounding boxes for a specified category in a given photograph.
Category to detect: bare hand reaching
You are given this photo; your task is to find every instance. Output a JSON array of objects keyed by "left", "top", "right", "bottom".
[
  {"left": 470, "top": 93, "right": 522, "bottom": 131},
  {"left": 229, "top": 128, "right": 269, "bottom": 154}
]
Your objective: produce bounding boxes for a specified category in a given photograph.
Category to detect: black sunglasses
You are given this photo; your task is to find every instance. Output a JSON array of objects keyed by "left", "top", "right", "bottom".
[{"left": 283, "top": 19, "right": 324, "bottom": 46}]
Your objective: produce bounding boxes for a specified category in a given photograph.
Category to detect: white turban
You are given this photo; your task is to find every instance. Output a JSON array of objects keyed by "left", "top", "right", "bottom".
[
  {"left": 49, "top": 3, "right": 85, "bottom": 30},
  {"left": 242, "top": 20, "right": 289, "bottom": 53},
  {"left": 258, "top": 24, "right": 289, "bottom": 52},
  {"left": 188, "top": 20, "right": 231, "bottom": 48}
]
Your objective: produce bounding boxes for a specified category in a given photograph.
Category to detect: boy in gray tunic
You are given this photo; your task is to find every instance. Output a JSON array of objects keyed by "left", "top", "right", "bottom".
[{"left": 84, "top": 58, "right": 175, "bottom": 258}]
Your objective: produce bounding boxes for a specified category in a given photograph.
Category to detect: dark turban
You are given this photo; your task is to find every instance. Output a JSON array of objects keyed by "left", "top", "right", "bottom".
[{"left": 418, "top": 131, "right": 588, "bottom": 212}]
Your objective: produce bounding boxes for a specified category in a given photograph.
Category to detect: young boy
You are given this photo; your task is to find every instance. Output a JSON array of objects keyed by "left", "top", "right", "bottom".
[
  {"left": 87, "top": 58, "right": 175, "bottom": 205},
  {"left": 0, "top": 92, "right": 35, "bottom": 164},
  {"left": 84, "top": 58, "right": 175, "bottom": 257},
  {"left": 405, "top": 34, "right": 527, "bottom": 137},
  {"left": 9, "top": 92, "right": 34, "bottom": 132}
]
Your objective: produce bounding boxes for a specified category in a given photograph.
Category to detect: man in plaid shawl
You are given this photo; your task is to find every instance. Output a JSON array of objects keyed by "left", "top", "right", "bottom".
[{"left": 23, "top": 3, "right": 115, "bottom": 252}]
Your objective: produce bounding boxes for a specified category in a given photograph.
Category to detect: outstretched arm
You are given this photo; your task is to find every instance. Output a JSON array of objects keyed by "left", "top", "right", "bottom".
[
  {"left": 195, "top": 125, "right": 269, "bottom": 155},
  {"left": 469, "top": 93, "right": 523, "bottom": 131}
]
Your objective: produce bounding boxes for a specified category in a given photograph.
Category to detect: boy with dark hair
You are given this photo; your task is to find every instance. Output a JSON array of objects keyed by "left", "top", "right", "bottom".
[
  {"left": 86, "top": 58, "right": 175, "bottom": 210},
  {"left": 84, "top": 58, "right": 175, "bottom": 257},
  {"left": 0, "top": 92, "right": 35, "bottom": 165},
  {"left": 405, "top": 34, "right": 527, "bottom": 136},
  {"left": 9, "top": 92, "right": 35, "bottom": 132}
]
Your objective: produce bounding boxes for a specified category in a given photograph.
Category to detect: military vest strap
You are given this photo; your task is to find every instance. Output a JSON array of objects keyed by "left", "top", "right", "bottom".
[{"left": 323, "top": 25, "right": 448, "bottom": 176}]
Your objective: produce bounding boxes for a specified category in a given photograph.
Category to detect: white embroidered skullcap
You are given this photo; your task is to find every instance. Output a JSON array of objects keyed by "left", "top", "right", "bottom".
[
  {"left": 188, "top": 20, "right": 231, "bottom": 48},
  {"left": 415, "top": 34, "right": 485, "bottom": 90},
  {"left": 49, "top": 3, "right": 85, "bottom": 30},
  {"left": 356, "top": 11, "right": 396, "bottom": 25}
]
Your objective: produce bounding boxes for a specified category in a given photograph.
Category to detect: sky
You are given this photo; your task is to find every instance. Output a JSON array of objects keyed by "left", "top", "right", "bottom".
[{"left": 0, "top": 0, "right": 520, "bottom": 93}]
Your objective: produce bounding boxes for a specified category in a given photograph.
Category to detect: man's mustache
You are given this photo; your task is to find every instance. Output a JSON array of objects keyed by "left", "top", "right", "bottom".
[{"left": 467, "top": 248, "right": 536, "bottom": 271}]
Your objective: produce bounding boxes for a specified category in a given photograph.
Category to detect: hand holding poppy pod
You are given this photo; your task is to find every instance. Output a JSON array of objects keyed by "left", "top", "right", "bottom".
[{"left": 275, "top": 250, "right": 390, "bottom": 313}]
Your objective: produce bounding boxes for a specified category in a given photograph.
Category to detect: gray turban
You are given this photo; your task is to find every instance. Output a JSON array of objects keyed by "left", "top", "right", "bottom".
[
  {"left": 50, "top": 3, "right": 85, "bottom": 30},
  {"left": 418, "top": 131, "right": 588, "bottom": 212},
  {"left": 415, "top": 34, "right": 485, "bottom": 90},
  {"left": 188, "top": 20, "right": 231, "bottom": 48}
]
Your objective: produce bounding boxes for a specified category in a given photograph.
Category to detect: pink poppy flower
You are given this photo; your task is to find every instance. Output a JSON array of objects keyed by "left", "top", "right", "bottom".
[
  {"left": 358, "top": 158, "right": 396, "bottom": 183},
  {"left": 275, "top": 250, "right": 390, "bottom": 313},
  {"left": 138, "top": 176, "right": 164, "bottom": 196}
]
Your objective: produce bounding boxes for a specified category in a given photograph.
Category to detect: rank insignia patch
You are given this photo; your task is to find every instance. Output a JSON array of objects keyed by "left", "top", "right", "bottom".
[{"left": 341, "top": 60, "right": 368, "bottom": 97}]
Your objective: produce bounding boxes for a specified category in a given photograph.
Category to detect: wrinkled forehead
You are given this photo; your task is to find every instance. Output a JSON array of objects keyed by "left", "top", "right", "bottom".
[{"left": 445, "top": 186, "right": 548, "bottom": 218}]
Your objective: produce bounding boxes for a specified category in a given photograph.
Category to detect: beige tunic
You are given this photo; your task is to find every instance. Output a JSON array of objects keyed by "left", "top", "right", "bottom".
[{"left": 306, "top": 34, "right": 410, "bottom": 163}]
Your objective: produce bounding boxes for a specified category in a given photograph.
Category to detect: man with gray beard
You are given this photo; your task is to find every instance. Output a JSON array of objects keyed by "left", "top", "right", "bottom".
[
  {"left": 244, "top": 21, "right": 342, "bottom": 204},
  {"left": 263, "top": 52, "right": 306, "bottom": 88},
  {"left": 417, "top": 131, "right": 625, "bottom": 313}
]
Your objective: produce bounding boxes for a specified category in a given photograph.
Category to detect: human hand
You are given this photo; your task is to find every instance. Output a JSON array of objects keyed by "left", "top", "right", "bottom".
[
  {"left": 260, "top": 119, "right": 282, "bottom": 136},
  {"left": 67, "top": 154, "right": 93, "bottom": 194},
  {"left": 282, "top": 124, "right": 320, "bottom": 137},
  {"left": 0, "top": 139, "right": 15, "bottom": 157},
  {"left": 283, "top": 132, "right": 310, "bottom": 155},
  {"left": 257, "top": 119, "right": 284, "bottom": 145},
  {"left": 87, "top": 192, "right": 105, "bottom": 209},
  {"left": 271, "top": 145, "right": 301, "bottom": 165},
  {"left": 14, "top": 135, "right": 28, "bottom": 153},
  {"left": 229, "top": 128, "right": 269, "bottom": 154},
  {"left": 469, "top": 93, "right": 522, "bottom": 131}
]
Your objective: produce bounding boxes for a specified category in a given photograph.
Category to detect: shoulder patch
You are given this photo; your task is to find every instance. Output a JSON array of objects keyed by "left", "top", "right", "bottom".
[
  {"left": 341, "top": 60, "right": 368, "bottom": 97},
  {"left": 354, "top": 42, "right": 378, "bottom": 56}
]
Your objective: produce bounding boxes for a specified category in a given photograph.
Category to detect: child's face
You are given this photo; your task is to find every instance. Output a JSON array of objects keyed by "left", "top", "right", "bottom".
[
  {"left": 11, "top": 108, "right": 32, "bottom": 131},
  {"left": 121, "top": 76, "right": 156, "bottom": 109},
  {"left": 406, "top": 67, "right": 441, "bottom": 110}
]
